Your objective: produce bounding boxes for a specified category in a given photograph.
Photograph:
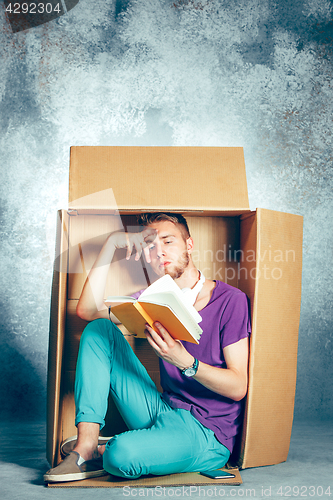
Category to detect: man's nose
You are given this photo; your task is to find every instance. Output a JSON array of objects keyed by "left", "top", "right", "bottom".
[{"left": 155, "top": 240, "right": 164, "bottom": 258}]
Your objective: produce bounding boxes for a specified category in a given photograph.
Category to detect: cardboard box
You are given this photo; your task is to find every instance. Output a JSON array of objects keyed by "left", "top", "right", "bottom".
[{"left": 47, "top": 147, "right": 303, "bottom": 476}]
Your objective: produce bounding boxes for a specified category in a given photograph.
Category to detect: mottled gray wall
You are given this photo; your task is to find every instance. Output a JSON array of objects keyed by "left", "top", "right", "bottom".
[{"left": 0, "top": 0, "right": 332, "bottom": 422}]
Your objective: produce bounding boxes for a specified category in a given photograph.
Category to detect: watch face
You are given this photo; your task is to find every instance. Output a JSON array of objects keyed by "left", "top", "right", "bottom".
[
  {"left": 182, "top": 358, "right": 198, "bottom": 377},
  {"left": 184, "top": 367, "right": 196, "bottom": 377}
]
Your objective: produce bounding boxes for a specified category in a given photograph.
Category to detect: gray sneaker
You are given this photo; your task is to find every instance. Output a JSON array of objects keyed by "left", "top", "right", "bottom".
[
  {"left": 61, "top": 435, "right": 113, "bottom": 457},
  {"left": 44, "top": 451, "right": 108, "bottom": 483}
]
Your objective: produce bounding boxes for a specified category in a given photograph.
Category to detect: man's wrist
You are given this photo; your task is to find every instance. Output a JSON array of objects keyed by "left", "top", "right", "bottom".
[
  {"left": 106, "top": 233, "right": 117, "bottom": 246},
  {"left": 179, "top": 355, "right": 195, "bottom": 372},
  {"left": 181, "top": 357, "right": 199, "bottom": 377}
]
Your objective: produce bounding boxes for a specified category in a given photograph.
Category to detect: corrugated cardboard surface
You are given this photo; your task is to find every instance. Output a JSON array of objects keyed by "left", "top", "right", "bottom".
[
  {"left": 68, "top": 146, "right": 250, "bottom": 212},
  {"left": 47, "top": 210, "right": 69, "bottom": 465},
  {"left": 240, "top": 208, "right": 303, "bottom": 468},
  {"left": 48, "top": 468, "right": 242, "bottom": 488},
  {"left": 229, "top": 211, "right": 257, "bottom": 465}
]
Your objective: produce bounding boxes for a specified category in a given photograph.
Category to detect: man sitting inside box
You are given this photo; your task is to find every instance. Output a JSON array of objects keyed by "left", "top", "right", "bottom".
[{"left": 44, "top": 212, "right": 250, "bottom": 482}]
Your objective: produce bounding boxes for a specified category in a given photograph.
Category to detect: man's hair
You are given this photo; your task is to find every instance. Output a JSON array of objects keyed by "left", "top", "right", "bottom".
[{"left": 137, "top": 212, "right": 191, "bottom": 241}]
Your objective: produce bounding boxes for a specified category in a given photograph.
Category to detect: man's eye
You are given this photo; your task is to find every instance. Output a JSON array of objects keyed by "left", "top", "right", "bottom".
[{"left": 149, "top": 245, "right": 155, "bottom": 251}]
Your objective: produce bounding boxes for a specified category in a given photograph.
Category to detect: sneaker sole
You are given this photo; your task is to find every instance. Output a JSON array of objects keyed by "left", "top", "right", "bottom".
[{"left": 44, "top": 469, "right": 108, "bottom": 483}]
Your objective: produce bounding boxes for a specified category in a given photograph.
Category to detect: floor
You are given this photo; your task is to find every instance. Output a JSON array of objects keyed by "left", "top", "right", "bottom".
[{"left": 0, "top": 419, "right": 332, "bottom": 500}]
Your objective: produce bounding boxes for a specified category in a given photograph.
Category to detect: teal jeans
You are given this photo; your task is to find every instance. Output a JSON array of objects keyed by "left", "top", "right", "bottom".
[{"left": 75, "top": 319, "right": 230, "bottom": 479}]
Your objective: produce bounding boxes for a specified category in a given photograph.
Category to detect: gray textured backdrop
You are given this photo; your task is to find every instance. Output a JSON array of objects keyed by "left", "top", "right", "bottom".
[{"left": 0, "top": 0, "right": 332, "bottom": 422}]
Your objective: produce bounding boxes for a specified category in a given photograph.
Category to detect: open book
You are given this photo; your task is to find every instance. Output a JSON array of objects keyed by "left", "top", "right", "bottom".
[{"left": 105, "top": 275, "right": 203, "bottom": 344}]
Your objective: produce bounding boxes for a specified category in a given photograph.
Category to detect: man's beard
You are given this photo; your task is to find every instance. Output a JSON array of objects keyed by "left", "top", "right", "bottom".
[{"left": 164, "top": 250, "right": 190, "bottom": 279}]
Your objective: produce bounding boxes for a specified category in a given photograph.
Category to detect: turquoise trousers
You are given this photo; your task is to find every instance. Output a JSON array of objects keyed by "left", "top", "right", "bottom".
[{"left": 74, "top": 319, "right": 230, "bottom": 479}]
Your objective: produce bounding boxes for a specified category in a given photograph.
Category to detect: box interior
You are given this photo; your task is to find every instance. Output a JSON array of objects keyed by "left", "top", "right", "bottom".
[{"left": 58, "top": 213, "right": 245, "bottom": 452}]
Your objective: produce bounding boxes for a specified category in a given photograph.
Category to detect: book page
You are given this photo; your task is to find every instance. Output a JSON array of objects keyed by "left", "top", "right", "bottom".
[
  {"left": 140, "top": 275, "right": 202, "bottom": 323},
  {"left": 105, "top": 296, "right": 135, "bottom": 304}
]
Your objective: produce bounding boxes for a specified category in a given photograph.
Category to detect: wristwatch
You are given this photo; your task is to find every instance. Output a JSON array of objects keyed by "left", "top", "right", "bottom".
[{"left": 181, "top": 358, "right": 199, "bottom": 377}]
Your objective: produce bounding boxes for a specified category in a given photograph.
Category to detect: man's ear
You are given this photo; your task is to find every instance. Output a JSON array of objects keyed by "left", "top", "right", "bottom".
[{"left": 186, "top": 237, "right": 194, "bottom": 254}]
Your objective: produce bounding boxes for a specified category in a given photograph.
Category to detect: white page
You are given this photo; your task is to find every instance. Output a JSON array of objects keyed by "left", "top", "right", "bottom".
[
  {"left": 140, "top": 275, "right": 202, "bottom": 323},
  {"left": 105, "top": 296, "right": 135, "bottom": 303}
]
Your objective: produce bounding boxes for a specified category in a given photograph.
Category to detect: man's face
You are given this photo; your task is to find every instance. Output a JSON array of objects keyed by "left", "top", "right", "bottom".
[{"left": 144, "top": 220, "right": 192, "bottom": 279}]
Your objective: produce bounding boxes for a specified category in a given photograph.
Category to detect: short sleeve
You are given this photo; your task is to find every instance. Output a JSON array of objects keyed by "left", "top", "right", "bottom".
[{"left": 220, "top": 292, "right": 251, "bottom": 349}]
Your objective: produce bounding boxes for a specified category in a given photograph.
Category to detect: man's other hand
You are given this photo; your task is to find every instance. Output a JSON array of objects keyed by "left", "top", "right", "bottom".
[{"left": 111, "top": 227, "right": 157, "bottom": 263}]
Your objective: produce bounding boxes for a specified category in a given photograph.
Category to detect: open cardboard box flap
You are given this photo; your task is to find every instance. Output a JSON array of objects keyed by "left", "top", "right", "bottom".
[
  {"left": 47, "top": 147, "right": 303, "bottom": 488},
  {"left": 68, "top": 146, "right": 250, "bottom": 213}
]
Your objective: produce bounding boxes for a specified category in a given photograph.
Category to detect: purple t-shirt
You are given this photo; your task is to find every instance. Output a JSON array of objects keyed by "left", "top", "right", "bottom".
[{"left": 133, "top": 280, "right": 251, "bottom": 453}]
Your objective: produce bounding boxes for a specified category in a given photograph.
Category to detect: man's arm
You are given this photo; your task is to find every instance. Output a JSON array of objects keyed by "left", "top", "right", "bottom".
[
  {"left": 76, "top": 229, "right": 155, "bottom": 321},
  {"left": 193, "top": 338, "right": 248, "bottom": 401},
  {"left": 145, "top": 322, "right": 249, "bottom": 402}
]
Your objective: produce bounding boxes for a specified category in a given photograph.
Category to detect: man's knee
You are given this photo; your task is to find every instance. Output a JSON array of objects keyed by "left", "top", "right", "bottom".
[
  {"left": 102, "top": 434, "right": 144, "bottom": 479},
  {"left": 80, "top": 319, "right": 118, "bottom": 348}
]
